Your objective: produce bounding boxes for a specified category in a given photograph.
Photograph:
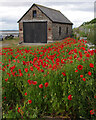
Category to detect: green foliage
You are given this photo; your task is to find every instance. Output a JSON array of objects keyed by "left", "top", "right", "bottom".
[
  {"left": 2, "top": 38, "right": 96, "bottom": 119},
  {"left": 81, "top": 18, "right": 96, "bottom": 26}
]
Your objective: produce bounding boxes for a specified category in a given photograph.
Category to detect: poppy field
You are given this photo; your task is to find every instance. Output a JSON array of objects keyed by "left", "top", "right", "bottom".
[{"left": 1, "top": 38, "right": 96, "bottom": 119}]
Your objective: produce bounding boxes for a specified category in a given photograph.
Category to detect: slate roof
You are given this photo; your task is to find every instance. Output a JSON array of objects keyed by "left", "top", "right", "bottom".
[{"left": 18, "top": 3, "right": 73, "bottom": 25}]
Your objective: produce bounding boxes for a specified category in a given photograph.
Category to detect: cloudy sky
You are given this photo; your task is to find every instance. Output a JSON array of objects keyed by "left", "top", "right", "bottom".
[{"left": 0, "top": 0, "right": 96, "bottom": 30}]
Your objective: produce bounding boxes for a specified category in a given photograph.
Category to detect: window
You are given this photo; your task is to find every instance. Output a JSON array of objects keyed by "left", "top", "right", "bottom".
[
  {"left": 66, "top": 27, "right": 68, "bottom": 34},
  {"left": 33, "top": 10, "right": 37, "bottom": 18},
  {"left": 59, "top": 26, "right": 61, "bottom": 35}
]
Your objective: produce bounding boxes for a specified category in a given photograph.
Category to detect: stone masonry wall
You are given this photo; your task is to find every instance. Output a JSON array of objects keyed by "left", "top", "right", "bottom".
[
  {"left": 19, "top": 5, "right": 53, "bottom": 42},
  {"left": 52, "top": 23, "right": 72, "bottom": 41}
]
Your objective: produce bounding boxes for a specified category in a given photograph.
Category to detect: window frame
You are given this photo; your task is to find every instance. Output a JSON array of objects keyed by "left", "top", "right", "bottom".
[
  {"left": 59, "top": 26, "right": 61, "bottom": 36},
  {"left": 33, "top": 10, "right": 37, "bottom": 18}
]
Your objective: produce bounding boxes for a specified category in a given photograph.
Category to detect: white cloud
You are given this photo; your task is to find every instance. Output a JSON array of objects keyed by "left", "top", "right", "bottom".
[{"left": 0, "top": 0, "right": 95, "bottom": 30}]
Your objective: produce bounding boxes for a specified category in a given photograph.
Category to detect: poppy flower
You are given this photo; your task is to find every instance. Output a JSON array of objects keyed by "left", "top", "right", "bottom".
[
  {"left": 62, "top": 72, "right": 66, "bottom": 76},
  {"left": 82, "top": 78, "right": 86, "bottom": 81},
  {"left": 25, "top": 92, "right": 27, "bottom": 96},
  {"left": 17, "top": 107, "right": 20, "bottom": 113},
  {"left": 32, "top": 81, "right": 37, "bottom": 85},
  {"left": 77, "top": 65, "right": 83, "bottom": 70},
  {"left": 80, "top": 75, "right": 83, "bottom": 78},
  {"left": 45, "top": 82, "right": 48, "bottom": 87},
  {"left": 88, "top": 71, "right": 92, "bottom": 76},
  {"left": 68, "top": 95, "right": 72, "bottom": 100},
  {"left": 5, "top": 78, "right": 8, "bottom": 82},
  {"left": 90, "top": 110, "right": 94, "bottom": 115},
  {"left": 94, "top": 96, "right": 96, "bottom": 98},
  {"left": 89, "top": 63, "right": 94, "bottom": 68},
  {"left": 39, "top": 84, "right": 43, "bottom": 88},
  {"left": 25, "top": 68, "right": 28, "bottom": 72},
  {"left": 86, "top": 53, "right": 90, "bottom": 57},
  {"left": 28, "top": 100, "right": 32, "bottom": 104},
  {"left": 75, "top": 70, "right": 78, "bottom": 72}
]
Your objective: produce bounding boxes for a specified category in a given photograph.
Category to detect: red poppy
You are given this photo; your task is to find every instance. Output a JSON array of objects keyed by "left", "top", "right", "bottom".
[
  {"left": 90, "top": 110, "right": 94, "bottom": 115},
  {"left": 89, "top": 63, "right": 94, "bottom": 68},
  {"left": 62, "top": 72, "right": 66, "bottom": 76},
  {"left": 25, "top": 92, "right": 27, "bottom": 96},
  {"left": 82, "top": 78, "right": 86, "bottom": 81},
  {"left": 45, "top": 82, "right": 48, "bottom": 87},
  {"left": 77, "top": 65, "right": 83, "bottom": 70},
  {"left": 4, "top": 96, "right": 6, "bottom": 100},
  {"left": 94, "top": 96, "right": 96, "bottom": 98},
  {"left": 28, "top": 79, "right": 31, "bottom": 85},
  {"left": 88, "top": 71, "right": 92, "bottom": 76},
  {"left": 80, "top": 75, "right": 83, "bottom": 78},
  {"left": 68, "top": 95, "right": 72, "bottom": 100},
  {"left": 75, "top": 70, "right": 78, "bottom": 72},
  {"left": 17, "top": 107, "right": 20, "bottom": 113},
  {"left": 32, "top": 81, "right": 37, "bottom": 85},
  {"left": 25, "top": 68, "right": 28, "bottom": 72},
  {"left": 28, "top": 100, "right": 32, "bottom": 104},
  {"left": 39, "top": 84, "right": 43, "bottom": 88},
  {"left": 86, "top": 53, "right": 90, "bottom": 57},
  {"left": 5, "top": 78, "right": 8, "bottom": 82},
  {"left": 19, "top": 73, "right": 23, "bottom": 77}
]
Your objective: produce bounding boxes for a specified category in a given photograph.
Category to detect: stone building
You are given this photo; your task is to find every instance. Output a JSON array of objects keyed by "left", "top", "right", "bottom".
[{"left": 17, "top": 3, "right": 73, "bottom": 43}]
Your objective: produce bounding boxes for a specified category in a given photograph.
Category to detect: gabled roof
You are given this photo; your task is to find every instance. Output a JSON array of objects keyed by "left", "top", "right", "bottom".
[{"left": 17, "top": 3, "right": 73, "bottom": 25}]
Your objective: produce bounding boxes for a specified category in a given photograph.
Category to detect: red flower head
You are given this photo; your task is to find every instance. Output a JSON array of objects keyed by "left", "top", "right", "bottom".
[
  {"left": 77, "top": 65, "right": 83, "bottom": 70},
  {"left": 89, "top": 63, "right": 94, "bottom": 68},
  {"left": 45, "top": 82, "right": 49, "bottom": 87},
  {"left": 82, "top": 78, "right": 86, "bottom": 81},
  {"left": 68, "top": 95, "right": 72, "bottom": 100},
  {"left": 80, "top": 75, "right": 83, "bottom": 78},
  {"left": 17, "top": 107, "right": 20, "bottom": 113},
  {"left": 75, "top": 70, "right": 78, "bottom": 72},
  {"left": 90, "top": 110, "right": 94, "bottom": 115},
  {"left": 32, "top": 81, "right": 37, "bottom": 85},
  {"left": 25, "top": 92, "right": 27, "bottom": 96},
  {"left": 28, "top": 100, "right": 32, "bottom": 104},
  {"left": 88, "top": 71, "right": 92, "bottom": 76},
  {"left": 39, "top": 84, "right": 43, "bottom": 88},
  {"left": 62, "top": 72, "right": 66, "bottom": 76},
  {"left": 25, "top": 68, "right": 28, "bottom": 72},
  {"left": 5, "top": 78, "right": 8, "bottom": 82}
]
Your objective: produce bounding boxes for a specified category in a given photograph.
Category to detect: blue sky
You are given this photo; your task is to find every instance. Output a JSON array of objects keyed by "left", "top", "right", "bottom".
[{"left": 0, "top": 0, "right": 96, "bottom": 30}]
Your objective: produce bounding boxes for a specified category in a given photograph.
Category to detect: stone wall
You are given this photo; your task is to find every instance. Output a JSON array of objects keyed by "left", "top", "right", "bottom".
[
  {"left": 19, "top": 5, "right": 53, "bottom": 42},
  {"left": 52, "top": 23, "right": 72, "bottom": 41}
]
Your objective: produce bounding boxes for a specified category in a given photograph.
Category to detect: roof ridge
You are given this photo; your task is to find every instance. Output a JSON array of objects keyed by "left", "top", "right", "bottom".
[{"left": 35, "top": 3, "right": 60, "bottom": 12}]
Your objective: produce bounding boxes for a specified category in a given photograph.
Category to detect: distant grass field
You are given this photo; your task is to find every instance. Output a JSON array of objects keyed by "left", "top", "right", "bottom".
[{"left": 0, "top": 37, "right": 46, "bottom": 48}]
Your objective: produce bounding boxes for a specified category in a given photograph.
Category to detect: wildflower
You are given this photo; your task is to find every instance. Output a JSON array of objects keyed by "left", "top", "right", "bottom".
[
  {"left": 45, "top": 82, "right": 48, "bottom": 87},
  {"left": 86, "top": 53, "right": 90, "bottom": 57},
  {"left": 88, "top": 71, "right": 92, "bottom": 76},
  {"left": 32, "top": 81, "right": 37, "bottom": 85},
  {"left": 77, "top": 65, "right": 83, "bottom": 70},
  {"left": 28, "top": 100, "right": 32, "bottom": 104},
  {"left": 89, "top": 63, "right": 94, "bottom": 68},
  {"left": 5, "top": 78, "right": 8, "bottom": 82},
  {"left": 17, "top": 107, "right": 20, "bottom": 113},
  {"left": 25, "top": 68, "right": 28, "bottom": 72},
  {"left": 39, "top": 84, "right": 43, "bottom": 88},
  {"left": 75, "top": 70, "right": 78, "bottom": 72},
  {"left": 25, "top": 92, "right": 27, "bottom": 96},
  {"left": 80, "top": 75, "right": 83, "bottom": 78},
  {"left": 90, "top": 110, "right": 94, "bottom": 115},
  {"left": 62, "top": 72, "right": 66, "bottom": 76},
  {"left": 68, "top": 95, "right": 72, "bottom": 100},
  {"left": 82, "top": 78, "right": 86, "bottom": 81}
]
